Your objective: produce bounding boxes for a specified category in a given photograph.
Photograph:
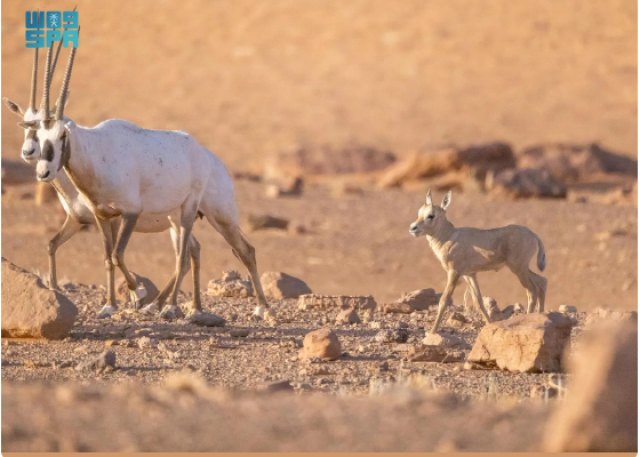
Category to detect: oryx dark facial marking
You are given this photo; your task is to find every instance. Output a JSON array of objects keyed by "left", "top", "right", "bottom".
[{"left": 42, "top": 140, "right": 54, "bottom": 162}]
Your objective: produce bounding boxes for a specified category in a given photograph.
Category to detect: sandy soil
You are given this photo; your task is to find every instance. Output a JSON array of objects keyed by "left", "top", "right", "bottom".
[{"left": 2, "top": 180, "right": 637, "bottom": 311}]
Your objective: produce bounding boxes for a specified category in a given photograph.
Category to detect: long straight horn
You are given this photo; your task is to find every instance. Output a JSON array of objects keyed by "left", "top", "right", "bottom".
[
  {"left": 49, "top": 6, "right": 76, "bottom": 82},
  {"left": 55, "top": 44, "right": 78, "bottom": 121},
  {"left": 29, "top": 47, "right": 39, "bottom": 111},
  {"left": 40, "top": 41, "right": 53, "bottom": 119}
]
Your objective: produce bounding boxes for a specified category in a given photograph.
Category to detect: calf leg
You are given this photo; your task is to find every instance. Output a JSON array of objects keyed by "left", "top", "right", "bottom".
[
  {"left": 430, "top": 270, "right": 460, "bottom": 334},
  {"left": 530, "top": 271, "right": 547, "bottom": 312},
  {"left": 510, "top": 266, "right": 538, "bottom": 313},
  {"left": 47, "top": 215, "right": 83, "bottom": 290},
  {"left": 463, "top": 274, "right": 492, "bottom": 323}
]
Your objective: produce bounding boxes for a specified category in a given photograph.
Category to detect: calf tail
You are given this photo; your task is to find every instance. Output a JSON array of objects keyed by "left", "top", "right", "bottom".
[{"left": 535, "top": 234, "right": 546, "bottom": 272}]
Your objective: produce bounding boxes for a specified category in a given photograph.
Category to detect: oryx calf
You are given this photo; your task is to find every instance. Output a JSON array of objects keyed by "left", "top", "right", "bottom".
[{"left": 409, "top": 190, "right": 547, "bottom": 334}]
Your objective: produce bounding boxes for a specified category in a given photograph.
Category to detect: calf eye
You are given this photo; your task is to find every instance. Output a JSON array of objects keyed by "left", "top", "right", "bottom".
[{"left": 427, "top": 214, "right": 434, "bottom": 219}]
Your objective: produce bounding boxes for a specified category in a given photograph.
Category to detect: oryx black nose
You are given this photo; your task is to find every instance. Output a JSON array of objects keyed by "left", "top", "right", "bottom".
[
  {"left": 409, "top": 223, "right": 417, "bottom": 231},
  {"left": 22, "top": 148, "right": 35, "bottom": 157},
  {"left": 38, "top": 170, "right": 50, "bottom": 180}
]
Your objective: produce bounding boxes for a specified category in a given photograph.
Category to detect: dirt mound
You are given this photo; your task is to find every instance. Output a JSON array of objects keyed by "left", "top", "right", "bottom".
[{"left": 1, "top": 382, "right": 548, "bottom": 452}]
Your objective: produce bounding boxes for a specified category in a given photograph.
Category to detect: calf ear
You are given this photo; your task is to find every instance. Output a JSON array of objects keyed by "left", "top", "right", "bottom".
[
  {"left": 3, "top": 98, "right": 24, "bottom": 118},
  {"left": 441, "top": 190, "right": 452, "bottom": 210},
  {"left": 425, "top": 189, "right": 433, "bottom": 206}
]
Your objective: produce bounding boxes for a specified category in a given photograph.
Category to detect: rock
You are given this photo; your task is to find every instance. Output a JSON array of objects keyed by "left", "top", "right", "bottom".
[
  {"left": 513, "top": 303, "right": 526, "bottom": 314},
  {"left": 375, "top": 329, "right": 408, "bottom": 344},
  {"left": 186, "top": 312, "right": 226, "bottom": 328},
  {"left": 246, "top": 214, "right": 290, "bottom": 232},
  {"left": 442, "top": 351, "right": 465, "bottom": 363},
  {"left": 483, "top": 296, "right": 501, "bottom": 321},
  {"left": 447, "top": 312, "right": 469, "bottom": 328},
  {"left": 115, "top": 272, "right": 159, "bottom": 307},
  {"left": 384, "top": 289, "right": 440, "bottom": 313},
  {"left": 335, "top": 308, "right": 361, "bottom": 324},
  {"left": 207, "top": 270, "right": 254, "bottom": 298},
  {"left": 229, "top": 328, "right": 250, "bottom": 338},
  {"left": 544, "top": 321, "right": 637, "bottom": 451},
  {"left": 258, "top": 380, "right": 294, "bottom": 393},
  {"left": 486, "top": 168, "right": 566, "bottom": 199},
  {"left": 264, "top": 176, "right": 304, "bottom": 198},
  {"left": 422, "top": 332, "right": 468, "bottom": 349},
  {"left": 137, "top": 336, "right": 158, "bottom": 350},
  {"left": 500, "top": 305, "right": 515, "bottom": 320},
  {"left": 467, "top": 312, "right": 573, "bottom": 373},
  {"left": 297, "top": 294, "right": 376, "bottom": 311},
  {"left": 558, "top": 305, "right": 577, "bottom": 313},
  {"left": 265, "top": 143, "right": 396, "bottom": 181},
  {"left": 376, "top": 143, "right": 515, "bottom": 189},
  {"left": 407, "top": 346, "right": 446, "bottom": 362},
  {"left": 261, "top": 272, "right": 312, "bottom": 299},
  {"left": 75, "top": 350, "right": 116, "bottom": 372},
  {"left": 299, "top": 328, "right": 341, "bottom": 361},
  {"left": 518, "top": 143, "right": 637, "bottom": 184},
  {"left": 1, "top": 258, "right": 78, "bottom": 340}
]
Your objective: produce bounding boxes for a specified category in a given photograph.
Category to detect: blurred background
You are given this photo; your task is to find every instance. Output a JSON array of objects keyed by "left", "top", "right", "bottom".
[{"left": 1, "top": 0, "right": 637, "bottom": 310}]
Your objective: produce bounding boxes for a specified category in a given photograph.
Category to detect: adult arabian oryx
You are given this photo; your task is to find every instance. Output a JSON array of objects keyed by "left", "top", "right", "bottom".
[
  {"left": 19, "top": 43, "right": 270, "bottom": 321},
  {"left": 409, "top": 190, "right": 547, "bottom": 334},
  {"left": 4, "top": 43, "right": 204, "bottom": 314}
]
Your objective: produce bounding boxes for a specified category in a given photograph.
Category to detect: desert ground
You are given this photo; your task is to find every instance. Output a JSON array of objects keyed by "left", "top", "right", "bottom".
[{"left": 1, "top": 0, "right": 637, "bottom": 452}]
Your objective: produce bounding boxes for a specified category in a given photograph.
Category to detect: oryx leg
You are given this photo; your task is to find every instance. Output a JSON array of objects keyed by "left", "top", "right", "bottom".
[
  {"left": 160, "top": 199, "right": 199, "bottom": 320},
  {"left": 141, "top": 228, "right": 199, "bottom": 315},
  {"left": 463, "top": 274, "right": 491, "bottom": 324},
  {"left": 95, "top": 217, "right": 117, "bottom": 318},
  {"left": 209, "top": 215, "right": 269, "bottom": 319},
  {"left": 430, "top": 270, "right": 460, "bottom": 334},
  {"left": 111, "top": 213, "right": 145, "bottom": 308},
  {"left": 47, "top": 214, "right": 83, "bottom": 290}
]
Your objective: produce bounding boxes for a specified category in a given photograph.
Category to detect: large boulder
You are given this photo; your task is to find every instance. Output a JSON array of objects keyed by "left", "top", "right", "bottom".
[
  {"left": 299, "top": 328, "right": 342, "bottom": 361},
  {"left": 1, "top": 258, "right": 78, "bottom": 339},
  {"left": 486, "top": 168, "right": 566, "bottom": 199},
  {"left": 467, "top": 312, "right": 573, "bottom": 373},
  {"left": 544, "top": 321, "right": 637, "bottom": 452},
  {"left": 261, "top": 272, "right": 312, "bottom": 299},
  {"left": 377, "top": 143, "right": 516, "bottom": 189},
  {"left": 518, "top": 143, "right": 637, "bottom": 184},
  {"left": 116, "top": 271, "right": 158, "bottom": 306}
]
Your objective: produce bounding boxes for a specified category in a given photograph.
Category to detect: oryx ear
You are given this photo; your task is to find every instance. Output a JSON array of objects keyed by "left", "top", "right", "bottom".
[
  {"left": 425, "top": 189, "right": 433, "bottom": 206},
  {"left": 3, "top": 97, "right": 24, "bottom": 118},
  {"left": 17, "top": 120, "right": 38, "bottom": 130},
  {"left": 441, "top": 190, "right": 452, "bottom": 211}
]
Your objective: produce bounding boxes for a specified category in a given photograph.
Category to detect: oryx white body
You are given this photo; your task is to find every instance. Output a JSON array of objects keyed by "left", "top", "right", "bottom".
[
  {"left": 409, "top": 190, "right": 547, "bottom": 334},
  {"left": 27, "top": 42, "right": 269, "bottom": 320}
]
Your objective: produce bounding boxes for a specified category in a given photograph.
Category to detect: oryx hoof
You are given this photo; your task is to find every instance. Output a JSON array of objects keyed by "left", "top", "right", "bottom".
[
  {"left": 129, "top": 286, "right": 147, "bottom": 310},
  {"left": 97, "top": 304, "right": 116, "bottom": 319},
  {"left": 139, "top": 302, "right": 160, "bottom": 315},
  {"left": 252, "top": 305, "right": 266, "bottom": 320},
  {"left": 160, "top": 305, "right": 185, "bottom": 321}
]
